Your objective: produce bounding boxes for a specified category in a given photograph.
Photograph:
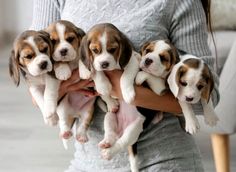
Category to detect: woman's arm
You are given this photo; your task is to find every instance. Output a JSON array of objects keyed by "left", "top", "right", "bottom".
[{"left": 105, "top": 70, "right": 182, "bottom": 114}]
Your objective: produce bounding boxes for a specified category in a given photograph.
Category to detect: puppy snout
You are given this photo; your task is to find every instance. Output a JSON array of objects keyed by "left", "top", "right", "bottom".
[
  {"left": 145, "top": 58, "right": 153, "bottom": 66},
  {"left": 100, "top": 61, "right": 109, "bottom": 69},
  {"left": 186, "top": 96, "right": 194, "bottom": 102},
  {"left": 60, "top": 48, "right": 68, "bottom": 56},
  {"left": 40, "top": 61, "right": 48, "bottom": 70}
]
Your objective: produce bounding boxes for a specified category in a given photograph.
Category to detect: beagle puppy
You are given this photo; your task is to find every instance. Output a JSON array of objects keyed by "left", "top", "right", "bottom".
[
  {"left": 167, "top": 54, "right": 219, "bottom": 134},
  {"left": 136, "top": 40, "right": 180, "bottom": 95},
  {"left": 79, "top": 23, "right": 140, "bottom": 112},
  {"left": 45, "top": 20, "right": 95, "bottom": 145},
  {"left": 9, "top": 30, "right": 58, "bottom": 126}
]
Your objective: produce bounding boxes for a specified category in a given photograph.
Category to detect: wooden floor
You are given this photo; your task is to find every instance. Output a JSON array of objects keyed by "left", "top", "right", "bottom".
[{"left": 0, "top": 46, "right": 236, "bottom": 172}]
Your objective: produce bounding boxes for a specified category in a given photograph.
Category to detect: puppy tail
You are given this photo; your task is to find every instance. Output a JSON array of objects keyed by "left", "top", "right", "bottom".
[
  {"left": 97, "top": 97, "right": 108, "bottom": 112},
  {"left": 128, "top": 144, "right": 139, "bottom": 172}
]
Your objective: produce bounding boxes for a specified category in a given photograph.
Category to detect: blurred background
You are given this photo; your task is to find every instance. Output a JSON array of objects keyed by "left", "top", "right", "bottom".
[{"left": 0, "top": 0, "right": 236, "bottom": 172}]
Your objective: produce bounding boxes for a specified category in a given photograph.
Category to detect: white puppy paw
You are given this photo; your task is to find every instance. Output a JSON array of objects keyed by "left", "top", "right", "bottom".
[
  {"left": 135, "top": 71, "right": 147, "bottom": 85},
  {"left": 55, "top": 64, "right": 71, "bottom": 80},
  {"left": 185, "top": 117, "right": 200, "bottom": 135},
  {"left": 106, "top": 98, "right": 119, "bottom": 113},
  {"left": 44, "top": 114, "right": 59, "bottom": 126},
  {"left": 204, "top": 113, "right": 219, "bottom": 127},
  {"left": 60, "top": 130, "right": 73, "bottom": 139},
  {"left": 79, "top": 60, "right": 91, "bottom": 79}
]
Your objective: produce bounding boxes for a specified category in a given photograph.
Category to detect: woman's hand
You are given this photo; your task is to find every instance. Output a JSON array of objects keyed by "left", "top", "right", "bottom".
[
  {"left": 58, "top": 69, "right": 98, "bottom": 99},
  {"left": 104, "top": 70, "right": 123, "bottom": 100}
]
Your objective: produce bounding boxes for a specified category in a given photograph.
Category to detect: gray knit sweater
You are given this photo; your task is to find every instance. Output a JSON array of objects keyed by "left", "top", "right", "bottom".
[{"left": 31, "top": 0, "right": 219, "bottom": 171}]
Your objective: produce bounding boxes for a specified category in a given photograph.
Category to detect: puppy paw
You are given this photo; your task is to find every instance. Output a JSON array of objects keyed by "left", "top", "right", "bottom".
[
  {"left": 60, "top": 131, "right": 73, "bottom": 139},
  {"left": 204, "top": 114, "right": 219, "bottom": 127},
  {"left": 135, "top": 71, "right": 147, "bottom": 85},
  {"left": 55, "top": 64, "right": 71, "bottom": 80},
  {"left": 98, "top": 139, "right": 112, "bottom": 149},
  {"left": 107, "top": 99, "right": 119, "bottom": 113},
  {"left": 122, "top": 86, "right": 135, "bottom": 104},
  {"left": 44, "top": 114, "right": 58, "bottom": 126},
  {"left": 76, "top": 133, "right": 88, "bottom": 143},
  {"left": 101, "top": 148, "right": 115, "bottom": 160},
  {"left": 185, "top": 118, "right": 200, "bottom": 135}
]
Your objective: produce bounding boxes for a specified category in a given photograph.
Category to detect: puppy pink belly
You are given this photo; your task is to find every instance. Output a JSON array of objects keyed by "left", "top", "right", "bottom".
[
  {"left": 116, "top": 101, "right": 140, "bottom": 136},
  {"left": 68, "top": 91, "right": 95, "bottom": 110}
]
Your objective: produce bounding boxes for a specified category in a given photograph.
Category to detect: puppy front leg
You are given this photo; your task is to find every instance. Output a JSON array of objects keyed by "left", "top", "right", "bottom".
[
  {"left": 44, "top": 75, "right": 60, "bottom": 122},
  {"left": 121, "top": 52, "right": 140, "bottom": 103},
  {"left": 101, "top": 115, "right": 145, "bottom": 160},
  {"left": 135, "top": 71, "right": 166, "bottom": 95},
  {"left": 93, "top": 71, "right": 112, "bottom": 96},
  {"left": 101, "top": 95, "right": 119, "bottom": 113},
  {"left": 201, "top": 98, "right": 219, "bottom": 126},
  {"left": 79, "top": 59, "right": 91, "bottom": 79},
  {"left": 54, "top": 63, "right": 72, "bottom": 81},
  {"left": 179, "top": 101, "right": 200, "bottom": 134}
]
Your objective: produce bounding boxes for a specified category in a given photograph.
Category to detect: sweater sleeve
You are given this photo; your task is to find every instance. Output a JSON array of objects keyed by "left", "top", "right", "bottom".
[
  {"left": 30, "top": 0, "right": 62, "bottom": 30},
  {"left": 168, "top": 0, "right": 220, "bottom": 115}
]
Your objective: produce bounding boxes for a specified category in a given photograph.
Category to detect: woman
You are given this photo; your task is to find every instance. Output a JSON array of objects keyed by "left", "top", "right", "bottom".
[{"left": 31, "top": 0, "right": 219, "bottom": 171}]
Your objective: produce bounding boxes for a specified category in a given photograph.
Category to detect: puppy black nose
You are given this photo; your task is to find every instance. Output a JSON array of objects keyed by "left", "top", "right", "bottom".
[
  {"left": 40, "top": 61, "right": 48, "bottom": 70},
  {"left": 101, "top": 61, "right": 109, "bottom": 69},
  {"left": 186, "top": 96, "right": 194, "bottom": 102},
  {"left": 145, "top": 58, "right": 153, "bottom": 66},
  {"left": 60, "top": 48, "right": 68, "bottom": 56}
]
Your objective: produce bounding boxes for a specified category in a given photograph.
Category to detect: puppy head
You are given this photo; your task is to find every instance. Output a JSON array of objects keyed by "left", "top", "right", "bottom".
[
  {"left": 9, "top": 30, "right": 53, "bottom": 85},
  {"left": 45, "top": 20, "right": 85, "bottom": 62},
  {"left": 140, "top": 40, "right": 179, "bottom": 77},
  {"left": 167, "top": 55, "right": 214, "bottom": 104},
  {"left": 80, "top": 23, "right": 132, "bottom": 71}
]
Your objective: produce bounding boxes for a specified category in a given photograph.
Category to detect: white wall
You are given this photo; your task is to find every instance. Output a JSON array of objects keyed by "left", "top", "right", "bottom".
[{"left": 0, "top": 0, "right": 33, "bottom": 45}]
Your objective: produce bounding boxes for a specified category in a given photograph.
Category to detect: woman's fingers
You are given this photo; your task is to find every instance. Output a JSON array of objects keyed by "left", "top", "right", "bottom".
[{"left": 67, "top": 80, "right": 94, "bottom": 92}]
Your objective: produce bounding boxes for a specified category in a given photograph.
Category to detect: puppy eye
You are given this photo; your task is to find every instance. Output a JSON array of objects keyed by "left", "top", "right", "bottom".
[
  {"left": 108, "top": 47, "right": 116, "bottom": 54},
  {"left": 180, "top": 81, "right": 187, "bottom": 87},
  {"left": 145, "top": 48, "right": 151, "bottom": 54},
  {"left": 92, "top": 48, "right": 99, "bottom": 54},
  {"left": 160, "top": 55, "right": 168, "bottom": 62},
  {"left": 41, "top": 47, "right": 48, "bottom": 53},
  {"left": 25, "top": 54, "right": 33, "bottom": 59},
  {"left": 197, "top": 85, "right": 204, "bottom": 90},
  {"left": 66, "top": 36, "right": 75, "bottom": 43}
]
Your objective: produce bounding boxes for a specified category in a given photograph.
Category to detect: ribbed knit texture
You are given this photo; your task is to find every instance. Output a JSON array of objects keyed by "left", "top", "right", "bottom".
[{"left": 30, "top": 0, "right": 218, "bottom": 171}]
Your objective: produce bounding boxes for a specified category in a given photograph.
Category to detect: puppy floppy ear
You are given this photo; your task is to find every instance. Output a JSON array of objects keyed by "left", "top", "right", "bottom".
[
  {"left": 9, "top": 49, "right": 20, "bottom": 86},
  {"left": 118, "top": 33, "right": 132, "bottom": 69},
  {"left": 201, "top": 63, "right": 214, "bottom": 103},
  {"left": 167, "top": 62, "right": 186, "bottom": 97},
  {"left": 38, "top": 30, "right": 53, "bottom": 56},
  {"left": 74, "top": 27, "right": 86, "bottom": 40},
  {"left": 165, "top": 40, "right": 180, "bottom": 65},
  {"left": 79, "top": 35, "right": 92, "bottom": 71},
  {"left": 140, "top": 41, "right": 151, "bottom": 56}
]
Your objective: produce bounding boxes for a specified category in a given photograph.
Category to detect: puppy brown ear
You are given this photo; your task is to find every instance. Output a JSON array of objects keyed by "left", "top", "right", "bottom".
[
  {"left": 166, "top": 40, "right": 180, "bottom": 65},
  {"left": 118, "top": 33, "right": 132, "bottom": 69},
  {"left": 201, "top": 63, "right": 214, "bottom": 103},
  {"left": 74, "top": 27, "right": 86, "bottom": 39},
  {"left": 38, "top": 30, "right": 53, "bottom": 56},
  {"left": 9, "top": 49, "right": 20, "bottom": 86},
  {"left": 79, "top": 36, "right": 92, "bottom": 71},
  {"left": 140, "top": 41, "right": 151, "bottom": 56}
]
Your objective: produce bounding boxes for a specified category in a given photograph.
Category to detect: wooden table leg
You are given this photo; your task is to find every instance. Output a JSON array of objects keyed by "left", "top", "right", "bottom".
[{"left": 211, "top": 134, "right": 230, "bottom": 172}]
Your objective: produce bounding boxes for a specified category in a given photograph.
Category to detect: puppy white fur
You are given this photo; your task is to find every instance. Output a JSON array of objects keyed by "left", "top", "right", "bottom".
[
  {"left": 167, "top": 54, "right": 219, "bottom": 134},
  {"left": 45, "top": 20, "right": 96, "bottom": 145},
  {"left": 9, "top": 30, "right": 59, "bottom": 126}
]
